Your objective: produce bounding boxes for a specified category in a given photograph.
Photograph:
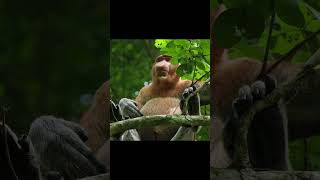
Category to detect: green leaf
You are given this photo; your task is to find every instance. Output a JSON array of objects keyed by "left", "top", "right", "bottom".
[
  {"left": 155, "top": 39, "right": 171, "bottom": 48},
  {"left": 304, "top": 2, "right": 320, "bottom": 20},
  {"left": 196, "top": 60, "right": 206, "bottom": 71},
  {"left": 229, "top": 39, "right": 266, "bottom": 60},
  {"left": 275, "top": 0, "right": 305, "bottom": 28},
  {"left": 213, "top": 8, "right": 265, "bottom": 48},
  {"left": 173, "top": 39, "right": 190, "bottom": 48},
  {"left": 213, "top": 8, "right": 242, "bottom": 48},
  {"left": 224, "top": 0, "right": 271, "bottom": 18},
  {"left": 176, "top": 63, "right": 193, "bottom": 77},
  {"left": 155, "top": 40, "right": 166, "bottom": 48}
]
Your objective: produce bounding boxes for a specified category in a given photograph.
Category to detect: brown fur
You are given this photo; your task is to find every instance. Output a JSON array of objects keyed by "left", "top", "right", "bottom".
[
  {"left": 96, "top": 140, "right": 110, "bottom": 172},
  {"left": 136, "top": 55, "right": 191, "bottom": 109},
  {"left": 135, "top": 55, "right": 192, "bottom": 140},
  {"left": 80, "top": 81, "right": 108, "bottom": 153}
]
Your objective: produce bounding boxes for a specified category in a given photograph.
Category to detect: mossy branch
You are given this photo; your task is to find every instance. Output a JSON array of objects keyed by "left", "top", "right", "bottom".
[
  {"left": 211, "top": 168, "right": 320, "bottom": 180},
  {"left": 110, "top": 115, "right": 210, "bottom": 137}
]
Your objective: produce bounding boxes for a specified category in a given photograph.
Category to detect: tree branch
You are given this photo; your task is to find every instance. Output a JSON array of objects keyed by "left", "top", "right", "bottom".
[
  {"left": 211, "top": 168, "right": 320, "bottom": 180},
  {"left": 110, "top": 115, "right": 210, "bottom": 137}
]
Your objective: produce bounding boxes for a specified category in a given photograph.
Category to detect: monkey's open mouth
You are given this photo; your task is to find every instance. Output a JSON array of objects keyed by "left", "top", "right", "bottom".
[{"left": 157, "top": 70, "right": 168, "bottom": 77}]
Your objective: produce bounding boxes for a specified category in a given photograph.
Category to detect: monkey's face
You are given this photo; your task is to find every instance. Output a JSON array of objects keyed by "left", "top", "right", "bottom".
[{"left": 152, "top": 55, "right": 179, "bottom": 82}]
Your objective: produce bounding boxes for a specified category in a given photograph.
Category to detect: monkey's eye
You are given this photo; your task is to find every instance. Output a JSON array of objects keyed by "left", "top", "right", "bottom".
[
  {"left": 155, "top": 56, "right": 171, "bottom": 62},
  {"left": 155, "top": 58, "right": 162, "bottom": 62},
  {"left": 156, "top": 58, "right": 166, "bottom": 62}
]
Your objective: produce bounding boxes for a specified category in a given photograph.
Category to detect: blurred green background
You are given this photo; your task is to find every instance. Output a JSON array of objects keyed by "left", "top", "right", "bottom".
[
  {"left": 0, "top": 1, "right": 108, "bottom": 134},
  {"left": 110, "top": 39, "right": 158, "bottom": 103}
]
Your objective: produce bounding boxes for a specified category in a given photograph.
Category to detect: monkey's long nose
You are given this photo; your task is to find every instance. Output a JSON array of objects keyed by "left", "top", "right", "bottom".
[{"left": 155, "top": 60, "right": 170, "bottom": 71}]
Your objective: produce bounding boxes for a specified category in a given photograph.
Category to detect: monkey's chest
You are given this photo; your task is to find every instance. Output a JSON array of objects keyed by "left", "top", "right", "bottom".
[
  {"left": 139, "top": 97, "right": 181, "bottom": 140},
  {"left": 141, "top": 97, "right": 182, "bottom": 115}
]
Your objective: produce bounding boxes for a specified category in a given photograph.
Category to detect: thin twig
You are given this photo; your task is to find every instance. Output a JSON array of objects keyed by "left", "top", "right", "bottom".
[
  {"left": 1, "top": 106, "right": 19, "bottom": 180},
  {"left": 183, "top": 78, "right": 210, "bottom": 114},
  {"left": 258, "top": 0, "right": 275, "bottom": 79},
  {"left": 267, "top": 29, "right": 320, "bottom": 73}
]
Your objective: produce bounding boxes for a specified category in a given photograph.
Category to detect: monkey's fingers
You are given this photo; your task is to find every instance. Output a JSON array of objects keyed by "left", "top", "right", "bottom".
[
  {"left": 182, "top": 86, "right": 197, "bottom": 99},
  {"left": 251, "top": 81, "right": 266, "bottom": 100},
  {"left": 232, "top": 85, "right": 253, "bottom": 119},
  {"left": 259, "top": 74, "right": 277, "bottom": 94},
  {"left": 119, "top": 98, "right": 143, "bottom": 118},
  {"left": 120, "top": 129, "right": 141, "bottom": 141},
  {"left": 126, "top": 104, "right": 143, "bottom": 117}
]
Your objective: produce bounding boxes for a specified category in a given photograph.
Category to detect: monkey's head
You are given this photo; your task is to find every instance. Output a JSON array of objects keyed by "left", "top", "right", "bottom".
[{"left": 152, "top": 55, "right": 180, "bottom": 85}]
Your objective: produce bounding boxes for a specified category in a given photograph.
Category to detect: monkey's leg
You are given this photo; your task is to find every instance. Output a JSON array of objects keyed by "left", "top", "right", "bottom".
[
  {"left": 228, "top": 75, "right": 289, "bottom": 170},
  {"left": 117, "top": 98, "right": 142, "bottom": 141},
  {"left": 248, "top": 75, "right": 289, "bottom": 170},
  {"left": 224, "top": 85, "right": 253, "bottom": 161}
]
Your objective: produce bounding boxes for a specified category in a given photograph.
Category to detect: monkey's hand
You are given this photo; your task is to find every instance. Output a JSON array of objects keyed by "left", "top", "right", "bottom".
[
  {"left": 180, "top": 85, "right": 200, "bottom": 115},
  {"left": 232, "top": 74, "right": 277, "bottom": 120},
  {"left": 29, "top": 116, "right": 106, "bottom": 179},
  {"left": 119, "top": 98, "right": 143, "bottom": 119},
  {"left": 179, "top": 85, "right": 201, "bottom": 141}
]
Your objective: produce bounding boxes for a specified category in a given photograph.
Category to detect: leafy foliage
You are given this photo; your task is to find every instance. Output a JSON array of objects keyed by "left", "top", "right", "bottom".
[
  {"left": 155, "top": 39, "right": 210, "bottom": 81},
  {"left": 213, "top": 0, "right": 320, "bottom": 64},
  {"left": 110, "top": 39, "right": 157, "bottom": 102}
]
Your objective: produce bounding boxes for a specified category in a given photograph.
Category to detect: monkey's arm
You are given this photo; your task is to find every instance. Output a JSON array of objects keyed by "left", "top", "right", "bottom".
[{"left": 135, "top": 86, "right": 149, "bottom": 109}]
